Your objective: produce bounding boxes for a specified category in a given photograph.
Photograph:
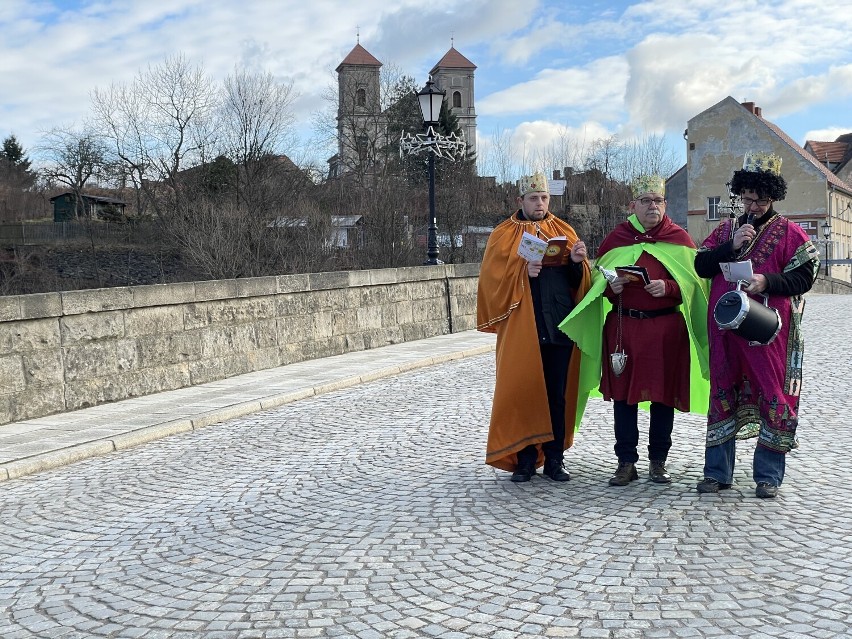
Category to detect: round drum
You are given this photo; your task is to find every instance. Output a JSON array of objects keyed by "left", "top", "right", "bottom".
[{"left": 713, "top": 290, "right": 782, "bottom": 345}]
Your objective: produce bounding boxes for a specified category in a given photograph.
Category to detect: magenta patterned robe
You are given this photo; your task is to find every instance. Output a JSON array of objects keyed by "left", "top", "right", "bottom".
[{"left": 701, "top": 215, "right": 819, "bottom": 452}]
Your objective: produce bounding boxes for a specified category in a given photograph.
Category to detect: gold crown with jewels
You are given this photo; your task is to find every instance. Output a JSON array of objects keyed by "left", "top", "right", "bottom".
[
  {"left": 742, "top": 151, "right": 782, "bottom": 175},
  {"left": 518, "top": 172, "right": 550, "bottom": 196},
  {"left": 631, "top": 174, "right": 665, "bottom": 198}
]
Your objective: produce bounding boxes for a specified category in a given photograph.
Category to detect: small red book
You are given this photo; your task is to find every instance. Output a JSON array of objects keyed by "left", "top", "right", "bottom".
[{"left": 541, "top": 236, "right": 571, "bottom": 266}]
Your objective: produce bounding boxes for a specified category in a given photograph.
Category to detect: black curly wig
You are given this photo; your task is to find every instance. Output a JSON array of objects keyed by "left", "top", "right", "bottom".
[{"left": 730, "top": 169, "right": 787, "bottom": 201}]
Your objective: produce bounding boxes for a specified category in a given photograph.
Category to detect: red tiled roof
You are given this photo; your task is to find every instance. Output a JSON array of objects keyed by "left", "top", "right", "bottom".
[
  {"left": 755, "top": 112, "right": 852, "bottom": 193},
  {"left": 430, "top": 47, "right": 476, "bottom": 75},
  {"left": 336, "top": 44, "right": 382, "bottom": 72},
  {"left": 805, "top": 140, "right": 849, "bottom": 165}
]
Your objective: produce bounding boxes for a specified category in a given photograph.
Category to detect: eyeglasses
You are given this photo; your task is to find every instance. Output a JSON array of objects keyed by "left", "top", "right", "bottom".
[
  {"left": 741, "top": 196, "right": 770, "bottom": 208},
  {"left": 637, "top": 197, "right": 665, "bottom": 206}
]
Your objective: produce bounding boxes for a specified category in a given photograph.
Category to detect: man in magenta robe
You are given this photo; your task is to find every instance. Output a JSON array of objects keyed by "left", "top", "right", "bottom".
[{"left": 695, "top": 152, "right": 820, "bottom": 499}]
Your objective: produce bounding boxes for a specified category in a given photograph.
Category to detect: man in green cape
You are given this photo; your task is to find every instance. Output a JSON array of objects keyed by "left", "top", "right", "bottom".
[{"left": 559, "top": 175, "right": 710, "bottom": 486}]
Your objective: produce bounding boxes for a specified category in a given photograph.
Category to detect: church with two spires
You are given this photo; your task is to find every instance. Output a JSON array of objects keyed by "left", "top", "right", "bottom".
[{"left": 329, "top": 41, "right": 477, "bottom": 178}]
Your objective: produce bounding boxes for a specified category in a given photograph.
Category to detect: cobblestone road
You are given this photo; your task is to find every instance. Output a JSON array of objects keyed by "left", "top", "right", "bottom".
[{"left": 1, "top": 294, "right": 849, "bottom": 638}]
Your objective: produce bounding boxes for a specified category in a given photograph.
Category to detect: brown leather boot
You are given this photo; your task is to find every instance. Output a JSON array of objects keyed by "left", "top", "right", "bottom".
[{"left": 608, "top": 462, "right": 638, "bottom": 486}]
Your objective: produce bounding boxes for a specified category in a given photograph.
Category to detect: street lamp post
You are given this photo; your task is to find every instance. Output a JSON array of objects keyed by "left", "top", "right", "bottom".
[
  {"left": 417, "top": 80, "right": 445, "bottom": 265},
  {"left": 821, "top": 219, "right": 832, "bottom": 278},
  {"left": 399, "top": 78, "right": 466, "bottom": 266}
]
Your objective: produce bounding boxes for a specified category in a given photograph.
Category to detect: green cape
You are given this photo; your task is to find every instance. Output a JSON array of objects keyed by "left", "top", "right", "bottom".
[{"left": 558, "top": 215, "right": 710, "bottom": 427}]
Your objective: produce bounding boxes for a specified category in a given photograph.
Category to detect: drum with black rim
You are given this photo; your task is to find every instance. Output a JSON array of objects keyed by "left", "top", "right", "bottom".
[{"left": 713, "top": 289, "right": 782, "bottom": 345}]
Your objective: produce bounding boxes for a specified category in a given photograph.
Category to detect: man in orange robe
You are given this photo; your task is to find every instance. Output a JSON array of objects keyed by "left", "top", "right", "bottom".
[{"left": 477, "top": 172, "right": 592, "bottom": 482}]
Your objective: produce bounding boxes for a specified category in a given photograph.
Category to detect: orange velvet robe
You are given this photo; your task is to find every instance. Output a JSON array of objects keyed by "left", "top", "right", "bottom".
[{"left": 477, "top": 212, "right": 592, "bottom": 471}]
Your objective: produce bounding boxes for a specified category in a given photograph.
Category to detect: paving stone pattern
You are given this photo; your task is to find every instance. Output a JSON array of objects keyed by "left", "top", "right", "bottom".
[{"left": 0, "top": 294, "right": 849, "bottom": 638}]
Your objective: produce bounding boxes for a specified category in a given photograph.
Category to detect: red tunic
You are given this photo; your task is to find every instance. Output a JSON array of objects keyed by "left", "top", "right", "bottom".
[{"left": 599, "top": 233, "right": 692, "bottom": 411}]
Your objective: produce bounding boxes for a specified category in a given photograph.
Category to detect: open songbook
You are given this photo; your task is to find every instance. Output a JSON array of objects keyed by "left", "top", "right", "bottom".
[
  {"left": 595, "top": 264, "right": 650, "bottom": 286},
  {"left": 517, "top": 232, "right": 571, "bottom": 266},
  {"left": 720, "top": 259, "right": 754, "bottom": 283}
]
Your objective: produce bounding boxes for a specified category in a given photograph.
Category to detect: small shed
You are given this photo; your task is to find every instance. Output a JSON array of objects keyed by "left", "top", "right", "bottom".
[{"left": 50, "top": 192, "right": 128, "bottom": 222}]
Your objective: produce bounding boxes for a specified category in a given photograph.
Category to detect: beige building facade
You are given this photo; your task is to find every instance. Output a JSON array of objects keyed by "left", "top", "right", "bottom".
[{"left": 671, "top": 96, "right": 852, "bottom": 283}]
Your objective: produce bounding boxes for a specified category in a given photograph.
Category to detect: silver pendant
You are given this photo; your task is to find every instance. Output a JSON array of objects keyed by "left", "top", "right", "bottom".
[{"left": 610, "top": 351, "right": 627, "bottom": 376}]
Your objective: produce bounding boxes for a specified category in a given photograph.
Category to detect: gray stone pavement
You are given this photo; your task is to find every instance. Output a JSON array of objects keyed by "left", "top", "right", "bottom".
[{"left": 0, "top": 293, "right": 850, "bottom": 638}]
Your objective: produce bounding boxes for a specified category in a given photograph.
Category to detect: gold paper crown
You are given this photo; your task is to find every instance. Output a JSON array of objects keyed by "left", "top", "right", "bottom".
[
  {"left": 742, "top": 151, "right": 782, "bottom": 175},
  {"left": 631, "top": 174, "right": 665, "bottom": 198},
  {"left": 518, "top": 172, "right": 550, "bottom": 196}
]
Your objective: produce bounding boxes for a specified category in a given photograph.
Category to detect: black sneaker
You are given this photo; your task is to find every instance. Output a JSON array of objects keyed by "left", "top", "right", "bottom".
[
  {"left": 755, "top": 482, "right": 778, "bottom": 498},
  {"left": 696, "top": 477, "right": 732, "bottom": 493}
]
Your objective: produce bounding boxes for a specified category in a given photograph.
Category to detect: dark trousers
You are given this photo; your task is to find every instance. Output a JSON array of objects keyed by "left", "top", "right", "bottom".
[
  {"left": 613, "top": 400, "right": 674, "bottom": 464},
  {"left": 517, "top": 343, "right": 572, "bottom": 467}
]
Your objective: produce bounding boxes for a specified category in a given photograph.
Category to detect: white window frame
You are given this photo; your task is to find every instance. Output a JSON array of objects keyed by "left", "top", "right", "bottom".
[{"left": 707, "top": 196, "right": 721, "bottom": 221}]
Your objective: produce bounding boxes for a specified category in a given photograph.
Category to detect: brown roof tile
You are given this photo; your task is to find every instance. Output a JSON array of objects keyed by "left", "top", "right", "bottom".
[
  {"left": 755, "top": 111, "right": 852, "bottom": 193},
  {"left": 336, "top": 44, "right": 382, "bottom": 72},
  {"left": 430, "top": 47, "right": 476, "bottom": 75},
  {"left": 806, "top": 140, "right": 849, "bottom": 164}
]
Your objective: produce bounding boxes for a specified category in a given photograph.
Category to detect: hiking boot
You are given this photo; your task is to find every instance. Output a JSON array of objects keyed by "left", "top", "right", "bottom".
[
  {"left": 510, "top": 464, "right": 535, "bottom": 483},
  {"left": 543, "top": 458, "right": 571, "bottom": 482},
  {"left": 755, "top": 482, "right": 778, "bottom": 498},
  {"left": 608, "top": 462, "right": 638, "bottom": 486},
  {"left": 696, "top": 477, "right": 732, "bottom": 493},
  {"left": 648, "top": 460, "right": 671, "bottom": 484}
]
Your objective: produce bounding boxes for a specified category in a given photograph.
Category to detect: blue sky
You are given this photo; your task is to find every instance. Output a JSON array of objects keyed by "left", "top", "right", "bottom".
[{"left": 2, "top": 0, "right": 852, "bottom": 180}]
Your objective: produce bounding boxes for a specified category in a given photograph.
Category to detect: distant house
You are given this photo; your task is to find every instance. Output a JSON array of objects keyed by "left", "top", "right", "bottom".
[
  {"left": 268, "top": 214, "right": 364, "bottom": 249},
  {"left": 667, "top": 96, "right": 852, "bottom": 282},
  {"left": 50, "top": 192, "right": 127, "bottom": 222}
]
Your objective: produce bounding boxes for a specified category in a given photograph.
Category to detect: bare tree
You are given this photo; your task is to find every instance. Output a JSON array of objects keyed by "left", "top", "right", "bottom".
[{"left": 38, "top": 127, "right": 109, "bottom": 217}]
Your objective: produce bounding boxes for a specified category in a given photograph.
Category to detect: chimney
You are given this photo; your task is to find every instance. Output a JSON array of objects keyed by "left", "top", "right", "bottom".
[{"left": 741, "top": 101, "right": 762, "bottom": 117}]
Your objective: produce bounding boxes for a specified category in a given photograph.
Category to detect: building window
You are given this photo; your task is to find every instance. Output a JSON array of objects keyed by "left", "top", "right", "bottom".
[
  {"left": 708, "top": 196, "right": 721, "bottom": 221},
  {"left": 356, "top": 88, "right": 366, "bottom": 107},
  {"left": 452, "top": 91, "right": 462, "bottom": 108}
]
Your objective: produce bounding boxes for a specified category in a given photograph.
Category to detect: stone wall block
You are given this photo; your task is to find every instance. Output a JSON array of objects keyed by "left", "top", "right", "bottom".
[
  {"left": 276, "top": 314, "right": 312, "bottom": 345},
  {"left": 355, "top": 305, "right": 383, "bottom": 331},
  {"left": 247, "top": 347, "right": 281, "bottom": 371},
  {"left": 10, "top": 386, "right": 65, "bottom": 422},
  {"left": 253, "top": 319, "right": 279, "bottom": 349},
  {"left": 21, "top": 351, "right": 64, "bottom": 386},
  {"left": 19, "top": 293, "right": 63, "bottom": 320},
  {"left": 235, "top": 276, "right": 278, "bottom": 298},
  {"left": 208, "top": 296, "right": 276, "bottom": 324},
  {"left": 0, "top": 319, "right": 61, "bottom": 355},
  {"left": 123, "top": 306, "right": 186, "bottom": 337},
  {"left": 115, "top": 340, "right": 141, "bottom": 373},
  {"left": 199, "top": 325, "right": 257, "bottom": 359},
  {"left": 60, "top": 311, "right": 125, "bottom": 345},
  {"left": 275, "top": 273, "right": 311, "bottom": 294},
  {"left": 132, "top": 282, "right": 196, "bottom": 307},
  {"left": 194, "top": 279, "right": 238, "bottom": 302},
  {"left": 0, "top": 355, "right": 25, "bottom": 393},
  {"left": 136, "top": 333, "right": 201, "bottom": 368},
  {"left": 62, "top": 342, "right": 119, "bottom": 382},
  {"left": 393, "top": 301, "right": 415, "bottom": 325},
  {"left": 331, "top": 310, "right": 357, "bottom": 335},
  {"left": 310, "top": 311, "right": 334, "bottom": 340},
  {"left": 65, "top": 366, "right": 190, "bottom": 410},
  {"left": 183, "top": 303, "right": 212, "bottom": 330},
  {"left": 309, "top": 271, "right": 351, "bottom": 292},
  {"left": 0, "top": 298, "right": 19, "bottom": 322},
  {"left": 61, "top": 287, "right": 133, "bottom": 314},
  {"left": 276, "top": 293, "right": 311, "bottom": 317}
]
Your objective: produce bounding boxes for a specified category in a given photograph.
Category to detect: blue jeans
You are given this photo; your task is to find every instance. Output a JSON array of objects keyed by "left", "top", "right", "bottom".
[{"left": 703, "top": 439, "right": 786, "bottom": 486}]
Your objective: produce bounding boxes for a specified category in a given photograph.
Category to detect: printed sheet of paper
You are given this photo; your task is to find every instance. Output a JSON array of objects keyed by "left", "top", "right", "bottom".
[
  {"left": 720, "top": 260, "right": 753, "bottom": 283},
  {"left": 517, "top": 231, "right": 548, "bottom": 261}
]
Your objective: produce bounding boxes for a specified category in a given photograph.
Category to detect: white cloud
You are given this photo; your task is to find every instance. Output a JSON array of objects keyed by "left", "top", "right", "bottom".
[{"left": 478, "top": 56, "right": 628, "bottom": 120}]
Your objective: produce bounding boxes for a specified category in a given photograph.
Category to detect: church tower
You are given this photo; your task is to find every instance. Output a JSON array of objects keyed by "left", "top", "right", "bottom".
[
  {"left": 332, "top": 42, "right": 383, "bottom": 176},
  {"left": 429, "top": 47, "right": 477, "bottom": 156}
]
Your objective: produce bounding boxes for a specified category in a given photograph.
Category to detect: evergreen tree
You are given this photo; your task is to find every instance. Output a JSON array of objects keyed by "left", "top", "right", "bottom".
[{"left": 1, "top": 135, "right": 32, "bottom": 171}]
